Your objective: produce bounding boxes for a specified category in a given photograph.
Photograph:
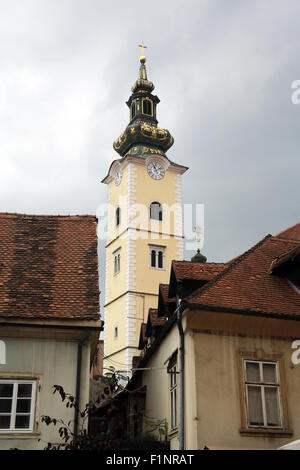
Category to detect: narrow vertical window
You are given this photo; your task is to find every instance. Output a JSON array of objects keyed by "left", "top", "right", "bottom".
[
  {"left": 158, "top": 251, "right": 163, "bottom": 269},
  {"left": 167, "top": 352, "right": 178, "bottom": 433},
  {"left": 131, "top": 101, "right": 136, "bottom": 119},
  {"left": 151, "top": 250, "right": 156, "bottom": 268},
  {"left": 142, "top": 99, "right": 152, "bottom": 116},
  {"left": 0, "top": 341, "right": 5, "bottom": 365},
  {"left": 113, "top": 249, "right": 121, "bottom": 275},
  {"left": 116, "top": 207, "right": 121, "bottom": 227},
  {"left": 170, "top": 365, "right": 177, "bottom": 430},
  {"left": 114, "top": 327, "right": 118, "bottom": 339}
]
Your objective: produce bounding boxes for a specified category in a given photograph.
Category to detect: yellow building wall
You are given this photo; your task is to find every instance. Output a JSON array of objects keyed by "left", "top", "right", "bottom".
[{"left": 104, "top": 156, "right": 185, "bottom": 374}]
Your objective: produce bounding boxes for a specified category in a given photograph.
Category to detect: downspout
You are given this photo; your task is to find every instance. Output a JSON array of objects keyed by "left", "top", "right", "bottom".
[
  {"left": 176, "top": 281, "right": 185, "bottom": 450},
  {"left": 74, "top": 332, "right": 90, "bottom": 439}
]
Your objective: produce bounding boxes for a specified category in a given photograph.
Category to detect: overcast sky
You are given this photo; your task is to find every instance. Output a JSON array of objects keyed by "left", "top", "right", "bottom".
[{"left": 1, "top": 0, "right": 300, "bottom": 293}]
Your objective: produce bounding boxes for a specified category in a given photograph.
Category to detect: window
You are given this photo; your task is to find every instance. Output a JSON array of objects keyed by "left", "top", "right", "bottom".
[
  {"left": 114, "top": 327, "right": 118, "bottom": 339},
  {"left": 150, "top": 202, "right": 162, "bottom": 221},
  {"left": 0, "top": 341, "right": 5, "bottom": 365},
  {"left": 238, "top": 352, "right": 291, "bottom": 437},
  {"left": 0, "top": 380, "right": 37, "bottom": 433},
  {"left": 244, "top": 360, "right": 282, "bottom": 428},
  {"left": 167, "top": 351, "right": 178, "bottom": 433},
  {"left": 131, "top": 101, "right": 136, "bottom": 119},
  {"left": 142, "top": 98, "right": 152, "bottom": 116},
  {"left": 116, "top": 207, "right": 121, "bottom": 227},
  {"left": 113, "top": 249, "right": 121, "bottom": 275},
  {"left": 169, "top": 364, "right": 177, "bottom": 431},
  {"left": 149, "top": 245, "right": 165, "bottom": 269}
]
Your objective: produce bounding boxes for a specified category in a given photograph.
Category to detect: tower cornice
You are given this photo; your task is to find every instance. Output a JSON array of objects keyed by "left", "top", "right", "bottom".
[{"left": 101, "top": 154, "right": 188, "bottom": 185}]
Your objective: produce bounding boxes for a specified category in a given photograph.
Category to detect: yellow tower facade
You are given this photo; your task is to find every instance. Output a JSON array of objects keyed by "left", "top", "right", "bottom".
[{"left": 102, "top": 53, "right": 188, "bottom": 375}]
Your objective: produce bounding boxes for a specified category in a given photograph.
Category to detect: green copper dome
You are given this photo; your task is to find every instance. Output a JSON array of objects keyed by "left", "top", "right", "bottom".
[
  {"left": 113, "top": 59, "right": 174, "bottom": 157},
  {"left": 191, "top": 249, "right": 207, "bottom": 264}
]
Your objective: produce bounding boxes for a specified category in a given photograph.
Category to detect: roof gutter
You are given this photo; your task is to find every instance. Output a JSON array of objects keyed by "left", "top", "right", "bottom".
[
  {"left": 176, "top": 281, "right": 185, "bottom": 451},
  {"left": 177, "top": 302, "right": 185, "bottom": 450}
]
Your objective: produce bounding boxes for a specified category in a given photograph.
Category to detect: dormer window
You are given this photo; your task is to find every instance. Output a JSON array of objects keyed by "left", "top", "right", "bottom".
[
  {"left": 142, "top": 98, "right": 152, "bottom": 116},
  {"left": 150, "top": 202, "right": 162, "bottom": 221}
]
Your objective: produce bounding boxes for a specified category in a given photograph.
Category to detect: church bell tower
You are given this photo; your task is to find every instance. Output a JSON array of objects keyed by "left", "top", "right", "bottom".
[{"left": 102, "top": 45, "right": 188, "bottom": 375}]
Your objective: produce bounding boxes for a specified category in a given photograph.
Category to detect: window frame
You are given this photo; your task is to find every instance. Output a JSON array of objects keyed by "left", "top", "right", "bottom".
[
  {"left": 131, "top": 100, "right": 136, "bottom": 120},
  {"left": 142, "top": 98, "right": 153, "bottom": 116},
  {"left": 149, "top": 245, "right": 165, "bottom": 270},
  {"left": 113, "top": 248, "right": 121, "bottom": 275},
  {"left": 169, "top": 364, "right": 178, "bottom": 431},
  {"left": 150, "top": 201, "right": 163, "bottom": 222},
  {"left": 0, "top": 379, "right": 37, "bottom": 434},
  {"left": 237, "top": 351, "right": 292, "bottom": 437},
  {"left": 167, "top": 352, "right": 178, "bottom": 435},
  {"left": 244, "top": 360, "right": 282, "bottom": 428}
]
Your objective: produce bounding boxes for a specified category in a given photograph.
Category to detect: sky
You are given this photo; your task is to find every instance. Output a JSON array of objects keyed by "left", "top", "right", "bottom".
[{"left": 0, "top": 0, "right": 300, "bottom": 302}]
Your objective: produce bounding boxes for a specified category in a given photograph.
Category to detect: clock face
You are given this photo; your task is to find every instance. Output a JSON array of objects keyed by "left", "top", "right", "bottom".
[
  {"left": 147, "top": 162, "right": 165, "bottom": 180},
  {"left": 114, "top": 168, "right": 123, "bottom": 186}
]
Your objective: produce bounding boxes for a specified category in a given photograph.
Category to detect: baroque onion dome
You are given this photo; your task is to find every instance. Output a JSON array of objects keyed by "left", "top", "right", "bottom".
[{"left": 113, "top": 55, "right": 174, "bottom": 158}]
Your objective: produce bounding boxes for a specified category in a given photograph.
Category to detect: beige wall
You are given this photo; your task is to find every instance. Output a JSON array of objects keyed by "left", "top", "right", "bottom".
[
  {"left": 140, "top": 321, "right": 181, "bottom": 450},
  {"left": 0, "top": 336, "right": 91, "bottom": 450},
  {"left": 193, "top": 331, "right": 299, "bottom": 450},
  {"left": 138, "top": 311, "right": 300, "bottom": 450}
]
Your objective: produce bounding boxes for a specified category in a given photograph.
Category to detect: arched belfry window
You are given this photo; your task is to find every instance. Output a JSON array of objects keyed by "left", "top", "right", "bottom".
[
  {"left": 116, "top": 207, "right": 121, "bottom": 227},
  {"left": 150, "top": 202, "right": 163, "bottom": 221},
  {"left": 142, "top": 99, "right": 152, "bottom": 116},
  {"left": 131, "top": 101, "right": 136, "bottom": 119}
]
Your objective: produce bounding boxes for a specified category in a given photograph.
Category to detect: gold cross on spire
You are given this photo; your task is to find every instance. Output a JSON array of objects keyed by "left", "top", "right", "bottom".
[{"left": 139, "top": 41, "right": 147, "bottom": 63}]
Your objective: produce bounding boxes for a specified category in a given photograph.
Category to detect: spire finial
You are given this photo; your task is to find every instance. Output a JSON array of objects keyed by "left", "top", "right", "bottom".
[
  {"left": 191, "top": 225, "right": 207, "bottom": 263},
  {"left": 194, "top": 224, "right": 202, "bottom": 252},
  {"left": 139, "top": 40, "right": 147, "bottom": 63}
]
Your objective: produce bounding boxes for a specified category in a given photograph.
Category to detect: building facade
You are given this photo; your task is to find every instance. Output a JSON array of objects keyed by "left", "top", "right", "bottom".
[
  {"left": 129, "top": 224, "right": 300, "bottom": 450},
  {"left": 0, "top": 213, "right": 102, "bottom": 449}
]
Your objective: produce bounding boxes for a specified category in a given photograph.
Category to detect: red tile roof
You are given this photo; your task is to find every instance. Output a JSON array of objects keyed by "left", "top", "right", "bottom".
[
  {"left": 269, "top": 243, "right": 300, "bottom": 273},
  {"left": 148, "top": 308, "right": 166, "bottom": 327},
  {"left": 0, "top": 213, "right": 100, "bottom": 321},
  {"left": 187, "top": 235, "right": 300, "bottom": 318},
  {"left": 172, "top": 261, "right": 227, "bottom": 282},
  {"left": 159, "top": 283, "right": 176, "bottom": 303},
  {"left": 277, "top": 222, "right": 300, "bottom": 241}
]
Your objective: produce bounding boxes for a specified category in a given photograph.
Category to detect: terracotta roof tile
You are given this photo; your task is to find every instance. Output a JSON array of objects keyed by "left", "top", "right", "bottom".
[
  {"left": 149, "top": 308, "right": 166, "bottom": 327},
  {"left": 277, "top": 222, "right": 300, "bottom": 241},
  {"left": 172, "top": 261, "right": 227, "bottom": 282},
  {"left": 159, "top": 283, "right": 176, "bottom": 303},
  {"left": 187, "top": 235, "right": 300, "bottom": 318},
  {"left": 269, "top": 243, "right": 300, "bottom": 273},
  {"left": 0, "top": 213, "right": 100, "bottom": 321}
]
